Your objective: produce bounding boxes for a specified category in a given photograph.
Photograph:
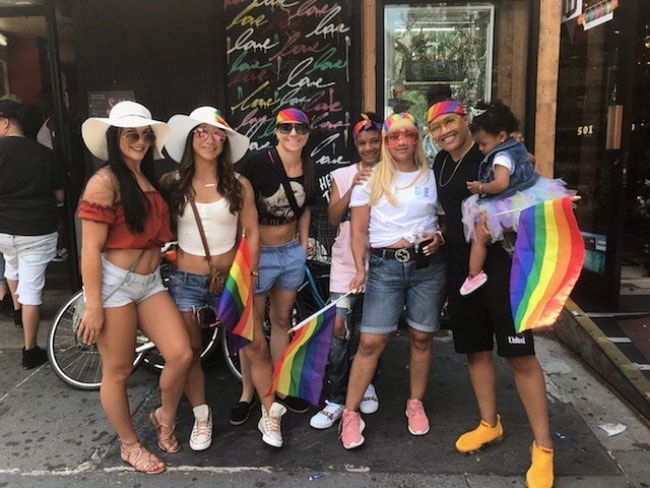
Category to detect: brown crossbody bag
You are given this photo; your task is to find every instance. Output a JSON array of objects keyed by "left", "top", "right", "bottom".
[{"left": 188, "top": 199, "right": 228, "bottom": 295}]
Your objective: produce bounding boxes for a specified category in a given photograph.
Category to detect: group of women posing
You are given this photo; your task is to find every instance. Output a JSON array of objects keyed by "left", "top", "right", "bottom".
[{"left": 75, "top": 99, "right": 556, "bottom": 488}]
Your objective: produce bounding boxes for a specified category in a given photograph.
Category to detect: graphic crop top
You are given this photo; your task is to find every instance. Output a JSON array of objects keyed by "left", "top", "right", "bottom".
[
  {"left": 177, "top": 198, "right": 238, "bottom": 256},
  {"left": 236, "top": 148, "right": 316, "bottom": 226},
  {"left": 78, "top": 191, "right": 173, "bottom": 250}
]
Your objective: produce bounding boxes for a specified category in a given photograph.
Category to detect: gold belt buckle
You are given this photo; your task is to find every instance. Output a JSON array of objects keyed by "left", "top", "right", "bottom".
[{"left": 394, "top": 248, "right": 410, "bottom": 263}]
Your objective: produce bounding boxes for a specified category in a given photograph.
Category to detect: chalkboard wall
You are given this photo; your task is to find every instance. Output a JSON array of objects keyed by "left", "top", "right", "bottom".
[{"left": 223, "top": 0, "right": 361, "bottom": 204}]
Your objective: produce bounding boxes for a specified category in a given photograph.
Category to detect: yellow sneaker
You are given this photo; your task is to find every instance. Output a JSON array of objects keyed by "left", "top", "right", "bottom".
[
  {"left": 455, "top": 414, "right": 503, "bottom": 453},
  {"left": 526, "top": 441, "right": 554, "bottom": 488}
]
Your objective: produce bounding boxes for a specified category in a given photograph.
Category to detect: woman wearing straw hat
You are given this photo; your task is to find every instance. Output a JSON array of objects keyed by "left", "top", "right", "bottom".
[
  {"left": 339, "top": 112, "right": 447, "bottom": 449},
  {"left": 77, "top": 101, "right": 192, "bottom": 474},
  {"left": 232, "top": 108, "right": 317, "bottom": 424},
  {"left": 161, "top": 106, "right": 286, "bottom": 449}
]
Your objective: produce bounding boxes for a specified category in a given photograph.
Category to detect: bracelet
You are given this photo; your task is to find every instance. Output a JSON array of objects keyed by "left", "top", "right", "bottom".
[
  {"left": 251, "top": 270, "right": 259, "bottom": 277},
  {"left": 478, "top": 184, "right": 484, "bottom": 196},
  {"left": 434, "top": 230, "right": 445, "bottom": 245}
]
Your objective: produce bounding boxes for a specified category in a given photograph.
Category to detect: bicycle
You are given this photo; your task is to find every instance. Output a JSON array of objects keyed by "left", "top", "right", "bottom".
[{"left": 47, "top": 255, "right": 332, "bottom": 390}]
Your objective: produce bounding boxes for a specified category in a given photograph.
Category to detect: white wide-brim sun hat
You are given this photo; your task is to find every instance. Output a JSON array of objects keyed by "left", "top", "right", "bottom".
[
  {"left": 81, "top": 101, "right": 169, "bottom": 161},
  {"left": 165, "top": 106, "right": 250, "bottom": 164}
]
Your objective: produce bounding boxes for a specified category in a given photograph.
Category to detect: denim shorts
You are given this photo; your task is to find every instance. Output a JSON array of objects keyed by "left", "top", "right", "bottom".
[
  {"left": 91, "top": 254, "right": 166, "bottom": 308},
  {"left": 0, "top": 232, "right": 57, "bottom": 305},
  {"left": 360, "top": 251, "right": 447, "bottom": 334},
  {"left": 168, "top": 267, "right": 220, "bottom": 313},
  {"left": 255, "top": 239, "right": 307, "bottom": 295}
]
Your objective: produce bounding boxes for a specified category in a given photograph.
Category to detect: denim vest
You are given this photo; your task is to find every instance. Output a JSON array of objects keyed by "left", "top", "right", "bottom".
[{"left": 478, "top": 138, "right": 538, "bottom": 201}]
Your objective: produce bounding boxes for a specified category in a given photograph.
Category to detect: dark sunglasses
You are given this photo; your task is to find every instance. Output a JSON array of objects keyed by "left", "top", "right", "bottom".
[
  {"left": 277, "top": 123, "right": 310, "bottom": 135},
  {"left": 122, "top": 130, "right": 155, "bottom": 144}
]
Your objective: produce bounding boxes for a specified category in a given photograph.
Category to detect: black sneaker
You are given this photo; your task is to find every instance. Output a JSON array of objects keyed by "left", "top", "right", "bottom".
[
  {"left": 229, "top": 399, "right": 257, "bottom": 426},
  {"left": 14, "top": 309, "right": 22, "bottom": 328},
  {"left": 22, "top": 346, "right": 48, "bottom": 369},
  {"left": 278, "top": 395, "right": 310, "bottom": 414}
]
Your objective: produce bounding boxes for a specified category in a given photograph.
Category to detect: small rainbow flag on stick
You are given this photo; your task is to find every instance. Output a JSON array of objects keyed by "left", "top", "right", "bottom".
[
  {"left": 268, "top": 302, "right": 337, "bottom": 406},
  {"left": 216, "top": 235, "right": 255, "bottom": 352},
  {"left": 510, "top": 197, "right": 585, "bottom": 333}
]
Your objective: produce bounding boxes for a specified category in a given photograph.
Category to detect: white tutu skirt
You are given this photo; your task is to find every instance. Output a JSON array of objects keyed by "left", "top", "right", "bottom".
[{"left": 461, "top": 177, "right": 576, "bottom": 243}]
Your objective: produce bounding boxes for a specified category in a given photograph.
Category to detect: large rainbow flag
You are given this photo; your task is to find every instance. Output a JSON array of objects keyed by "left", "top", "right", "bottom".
[
  {"left": 510, "top": 197, "right": 585, "bottom": 333},
  {"left": 268, "top": 303, "right": 336, "bottom": 406},
  {"left": 216, "top": 235, "right": 255, "bottom": 352}
]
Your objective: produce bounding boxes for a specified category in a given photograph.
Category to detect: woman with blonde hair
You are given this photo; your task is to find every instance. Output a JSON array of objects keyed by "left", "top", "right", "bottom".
[{"left": 339, "top": 112, "right": 447, "bottom": 449}]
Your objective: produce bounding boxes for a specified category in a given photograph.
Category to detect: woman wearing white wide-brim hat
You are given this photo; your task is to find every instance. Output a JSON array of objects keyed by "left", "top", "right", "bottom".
[
  {"left": 161, "top": 106, "right": 284, "bottom": 449},
  {"left": 77, "top": 101, "right": 192, "bottom": 475}
]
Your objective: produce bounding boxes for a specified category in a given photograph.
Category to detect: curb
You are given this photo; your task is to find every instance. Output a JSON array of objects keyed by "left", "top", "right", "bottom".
[{"left": 555, "top": 299, "right": 650, "bottom": 421}]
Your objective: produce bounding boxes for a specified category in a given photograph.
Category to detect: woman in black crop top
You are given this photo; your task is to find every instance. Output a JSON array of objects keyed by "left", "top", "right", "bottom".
[
  {"left": 77, "top": 102, "right": 192, "bottom": 475},
  {"left": 234, "top": 108, "right": 317, "bottom": 418}
]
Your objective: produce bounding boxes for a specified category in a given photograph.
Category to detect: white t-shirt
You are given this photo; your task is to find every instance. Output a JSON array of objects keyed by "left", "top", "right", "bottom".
[
  {"left": 350, "top": 168, "right": 442, "bottom": 248},
  {"left": 493, "top": 153, "right": 514, "bottom": 174}
]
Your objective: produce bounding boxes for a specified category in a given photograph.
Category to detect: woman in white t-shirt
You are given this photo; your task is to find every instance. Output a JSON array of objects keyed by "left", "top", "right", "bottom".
[{"left": 339, "top": 112, "right": 447, "bottom": 449}]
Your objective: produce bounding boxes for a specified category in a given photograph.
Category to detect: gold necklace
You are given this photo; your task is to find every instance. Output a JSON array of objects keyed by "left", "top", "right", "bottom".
[{"left": 438, "top": 143, "right": 474, "bottom": 187}]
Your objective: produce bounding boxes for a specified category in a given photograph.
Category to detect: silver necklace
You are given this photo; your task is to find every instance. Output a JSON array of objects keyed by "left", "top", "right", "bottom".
[{"left": 438, "top": 144, "right": 474, "bottom": 187}]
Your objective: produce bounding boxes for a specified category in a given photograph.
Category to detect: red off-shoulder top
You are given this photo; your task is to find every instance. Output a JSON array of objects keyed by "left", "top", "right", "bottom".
[{"left": 78, "top": 191, "right": 173, "bottom": 250}]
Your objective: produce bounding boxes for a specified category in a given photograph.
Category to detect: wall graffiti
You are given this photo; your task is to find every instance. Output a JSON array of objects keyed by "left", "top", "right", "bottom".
[{"left": 224, "top": 0, "right": 357, "bottom": 204}]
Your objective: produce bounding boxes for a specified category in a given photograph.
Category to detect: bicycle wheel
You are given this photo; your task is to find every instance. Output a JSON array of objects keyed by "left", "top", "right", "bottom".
[
  {"left": 140, "top": 308, "right": 220, "bottom": 372},
  {"left": 47, "top": 291, "right": 145, "bottom": 390}
]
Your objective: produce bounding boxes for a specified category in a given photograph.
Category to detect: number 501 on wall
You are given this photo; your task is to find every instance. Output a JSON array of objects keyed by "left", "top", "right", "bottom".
[{"left": 577, "top": 125, "right": 594, "bottom": 136}]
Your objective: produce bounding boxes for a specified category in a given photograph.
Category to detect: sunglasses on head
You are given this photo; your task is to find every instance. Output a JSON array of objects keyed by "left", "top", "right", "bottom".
[
  {"left": 122, "top": 130, "right": 155, "bottom": 144},
  {"left": 194, "top": 127, "right": 227, "bottom": 141},
  {"left": 385, "top": 129, "right": 419, "bottom": 147},
  {"left": 276, "top": 123, "right": 310, "bottom": 135}
]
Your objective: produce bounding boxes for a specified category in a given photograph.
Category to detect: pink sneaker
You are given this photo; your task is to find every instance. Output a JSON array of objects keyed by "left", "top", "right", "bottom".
[
  {"left": 405, "top": 399, "right": 430, "bottom": 435},
  {"left": 339, "top": 409, "right": 365, "bottom": 449},
  {"left": 459, "top": 271, "right": 488, "bottom": 296}
]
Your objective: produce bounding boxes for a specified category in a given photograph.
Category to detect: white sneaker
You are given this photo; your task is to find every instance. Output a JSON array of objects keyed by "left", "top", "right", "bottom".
[
  {"left": 52, "top": 247, "right": 68, "bottom": 263},
  {"left": 189, "top": 404, "right": 212, "bottom": 451},
  {"left": 258, "top": 402, "right": 286, "bottom": 447},
  {"left": 360, "top": 384, "right": 379, "bottom": 414},
  {"left": 310, "top": 401, "right": 344, "bottom": 429}
]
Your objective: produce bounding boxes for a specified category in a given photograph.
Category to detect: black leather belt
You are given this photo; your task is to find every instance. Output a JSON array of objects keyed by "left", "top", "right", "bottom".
[{"left": 371, "top": 247, "right": 416, "bottom": 263}]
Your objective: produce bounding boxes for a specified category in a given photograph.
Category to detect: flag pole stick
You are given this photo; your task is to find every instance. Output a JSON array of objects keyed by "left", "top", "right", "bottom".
[
  {"left": 491, "top": 195, "right": 581, "bottom": 217},
  {"left": 287, "top": 290, "right": 355, "bottom": 334}
]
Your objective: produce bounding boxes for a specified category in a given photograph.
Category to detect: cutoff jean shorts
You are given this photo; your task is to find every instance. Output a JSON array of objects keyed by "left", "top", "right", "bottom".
[
  {"left": 360, "top": 250, "right": 447, "bottom": 335},
  {"left": 168, "top": 267, "right": 221, "bottom": 313},
  {"left": 255, "top": 239, "right": 307, "bottom": 295},
  {"left": 0, "top": 232, "right": 57, "bottom": 305},
  {"left": 91, "top": 254, "right": 166, "bottom": 308}
]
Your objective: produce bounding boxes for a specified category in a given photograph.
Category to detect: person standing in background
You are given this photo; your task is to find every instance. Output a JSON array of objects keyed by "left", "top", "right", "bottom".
[
  {"left": 0, "top": 98, "right": 64, "bottom": 367},
  {"left": 310, "top": 113, "right": 383, "bottom": 430}
]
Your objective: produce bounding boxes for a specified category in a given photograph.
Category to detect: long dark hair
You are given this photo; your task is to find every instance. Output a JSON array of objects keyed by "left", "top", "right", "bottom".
[
  {"left": 105, "top": 126, "right": 152, "bottom": 233},
  {"left": 167, "top": 130, "right": 243, "bottom": 218}
]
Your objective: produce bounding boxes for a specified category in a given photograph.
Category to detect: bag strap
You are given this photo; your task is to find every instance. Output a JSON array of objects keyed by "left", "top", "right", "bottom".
[
  {"left": 103, "top": 249, "right": 146, "bottom": 303},
  {"left": 267, "top": 148, "right": 302, "bottom": 219},
  {"left": 189, "top": 198, "right": 212, "bottom": 264}
]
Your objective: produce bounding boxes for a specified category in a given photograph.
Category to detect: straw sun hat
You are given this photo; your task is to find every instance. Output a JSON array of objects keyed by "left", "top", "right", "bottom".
[
  {"left": 165, "top": 106, "right": 250, "bottom": 164},
  {"left": 81, "top": 101, "right": 169, "bottom": 161}
]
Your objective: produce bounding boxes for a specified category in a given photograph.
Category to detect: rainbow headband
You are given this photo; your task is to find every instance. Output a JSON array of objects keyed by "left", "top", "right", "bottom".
[
  {"left": 352, "top": 113, "right": 382, "bottom": 140},
  {"left": 382, "top": 112, "right": 418, "bottom": 135},
  {"left": 427, "top": 100, "right": 465, "bottom": 123},
  {"left": 276, "top": 108, "right": 310, "bottom": 125}
]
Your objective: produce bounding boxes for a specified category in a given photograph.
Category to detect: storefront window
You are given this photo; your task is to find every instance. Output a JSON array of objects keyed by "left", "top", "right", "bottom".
[{"left": 383, "top": 3, "right": 495, "bottom": 122}]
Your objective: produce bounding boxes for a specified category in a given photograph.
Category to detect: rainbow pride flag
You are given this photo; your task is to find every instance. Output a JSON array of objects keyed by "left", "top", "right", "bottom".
[
  {"left": 268, "top": 303, "right": 336, "bottom": 406},
  {"left": 216, "top": 235, "right": 254, "bottom": 352},
  {"left": 510, "top": 197, "right": 585, "bottom": 333}
]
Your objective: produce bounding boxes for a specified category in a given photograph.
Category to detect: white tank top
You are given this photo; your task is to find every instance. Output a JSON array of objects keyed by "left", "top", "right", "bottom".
[{"left": 177, "top": 199, "right": 238, "bottom": 256}]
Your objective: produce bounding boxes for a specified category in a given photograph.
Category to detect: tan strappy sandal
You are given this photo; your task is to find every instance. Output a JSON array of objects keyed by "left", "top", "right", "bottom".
[
  {"left": 149, "top": 408, "right": 181, "bottom": 453},
  {"left": 120, "top": 441, "right": 166, "bottom": 475}
]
